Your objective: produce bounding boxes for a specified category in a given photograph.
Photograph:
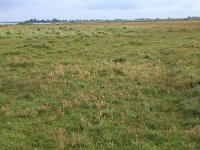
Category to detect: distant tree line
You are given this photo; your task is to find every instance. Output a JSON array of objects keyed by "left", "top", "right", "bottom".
[
  {"left": 24, "top": 18, "right": 66, "bottom": 23},
  {"left": 22, "top": 17, "right": 200, "bottom": 24},
  {"left": 186, "top": 16, "right": 200, "bottom": 20},
  {"left": 23, "top": 18, "right": 116, "bottom": 24}
]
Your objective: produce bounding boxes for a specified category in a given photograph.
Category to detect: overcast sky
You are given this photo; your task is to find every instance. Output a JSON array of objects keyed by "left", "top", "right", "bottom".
[{"left": 0, "top": 0, "right": 200, "bottom": 21}]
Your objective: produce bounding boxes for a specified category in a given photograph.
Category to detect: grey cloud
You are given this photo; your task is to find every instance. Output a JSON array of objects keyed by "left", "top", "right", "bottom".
[
  {"left": 0, "top": 0, "right": 34, "bottom": 10},
  {"left": 86, "top": 0, "right": 140, "bottom": 10},
  {"left": 0, "top": 0, "right": 200, "bottom": 21}
]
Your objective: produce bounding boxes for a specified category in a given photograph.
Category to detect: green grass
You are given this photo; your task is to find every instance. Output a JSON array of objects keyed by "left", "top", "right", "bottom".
[{"left": 0, "top": 21, "right": 200, "bottom": 149}]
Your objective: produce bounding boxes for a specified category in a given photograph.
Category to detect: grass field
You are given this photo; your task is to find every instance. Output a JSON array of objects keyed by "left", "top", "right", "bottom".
[{"left": 0, "top": 21, "right": 200, "bottom": 149}]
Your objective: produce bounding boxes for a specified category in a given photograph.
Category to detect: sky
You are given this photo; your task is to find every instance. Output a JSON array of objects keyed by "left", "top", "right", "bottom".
[{"left": 0, "top": 0, "right": 200, "bottom": 21}]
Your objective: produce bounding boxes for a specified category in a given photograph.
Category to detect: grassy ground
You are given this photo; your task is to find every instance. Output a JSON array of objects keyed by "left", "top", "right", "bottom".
[{"left": 0, "top": 21, "right": 200, "bottom": 149}]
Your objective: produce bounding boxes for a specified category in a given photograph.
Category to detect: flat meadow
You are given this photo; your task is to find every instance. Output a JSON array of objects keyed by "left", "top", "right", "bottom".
[{"left": 0, "top": 21, "right": 200, "bottom": 149}]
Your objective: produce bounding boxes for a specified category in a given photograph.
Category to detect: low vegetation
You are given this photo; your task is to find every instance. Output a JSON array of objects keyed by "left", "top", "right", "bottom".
[{"left": 0, "top": 21, "right": 200, "bottom": 149}]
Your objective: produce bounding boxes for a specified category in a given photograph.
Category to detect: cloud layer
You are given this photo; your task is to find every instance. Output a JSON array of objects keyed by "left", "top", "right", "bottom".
[{"left": 0, "top": 0, "right": 200, "bottom": 21}]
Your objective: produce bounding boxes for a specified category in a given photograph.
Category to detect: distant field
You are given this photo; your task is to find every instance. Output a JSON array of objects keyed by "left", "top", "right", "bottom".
[{"left": 0, "top": 21, "right": 200, "bottom": 149}]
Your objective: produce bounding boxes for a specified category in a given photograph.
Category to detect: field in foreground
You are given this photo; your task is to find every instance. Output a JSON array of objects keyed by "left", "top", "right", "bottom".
[{"left": 0, "top": 21, "right": 200, "bottom": 149}]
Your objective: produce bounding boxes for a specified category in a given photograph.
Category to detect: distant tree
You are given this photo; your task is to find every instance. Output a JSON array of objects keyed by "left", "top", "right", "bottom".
[{"left": 52, "top": 18, "right": 61, "bottom": 22}]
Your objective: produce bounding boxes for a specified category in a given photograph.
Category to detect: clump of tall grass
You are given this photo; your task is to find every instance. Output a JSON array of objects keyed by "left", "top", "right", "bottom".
[
  {"left": 33, "top": 43, "right": 50, "bottom": 49},
  {"left": 6, "top": 30, "right": 11, "bottom": 35},
  {"left": 52, "top": 30, "right": 61, "bottom": 35},
  {"left": 113, "top": 58, "right": 126, "bottom": 63},
  {"left": 77, "top": 31, "right": 91, "bottom": 38}
]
